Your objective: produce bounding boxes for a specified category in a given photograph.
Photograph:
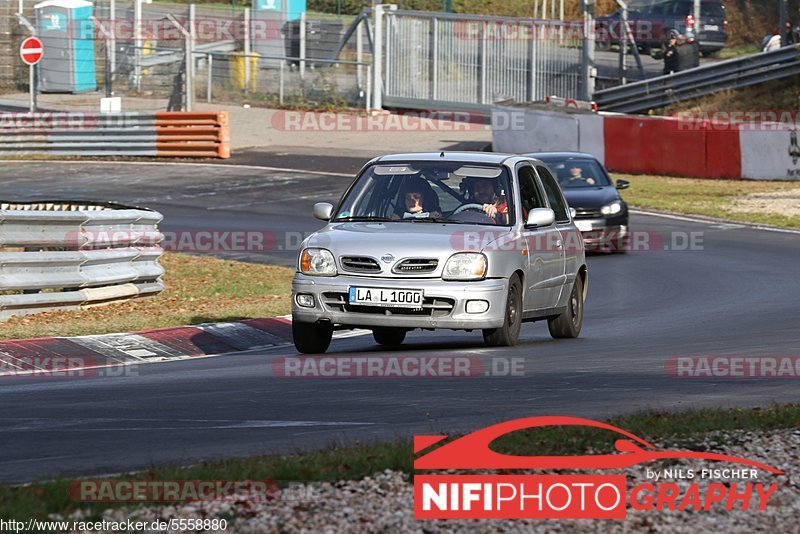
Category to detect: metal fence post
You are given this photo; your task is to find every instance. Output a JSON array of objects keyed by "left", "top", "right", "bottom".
[
  {"left": 300, "top": 11, "right": 306, "bottom": 79},
  {"left": 110, "top": 0, "right": 116, "bottom": 75},
  {"left": 430, "top": 17, "right": 438, "bottom": 101},
  {"left": 372, "top": 4, "right": 384, "bottom": 110},
  {"left": 207, "top": 53, "right": 213, "bottom": 103},
  {"left": 581, "top": 0, "right": 596, "bottom": 101},
  {"left": 356, "top": 19, "right": 364, "bottom": 90},
  {"left": 479, "top": 20, "right": 487, "bottom": 104},
  {"left": 188, "top": 4, "right": 195, "bottom": 110},
  {"left": 527, "top": 21, "right": 536, "bottom": 101},
  {"left": 619, "top": 2, "right": 628, "bottom": 84},
  {"left": 279, "top": 60, "right": 285, "bottom": 105},
  {"left": 244, "top": 7, "right": 251, "bottom": 94},
  {"left": 134, "top": 0, "right": 142, "bottom": 91}
]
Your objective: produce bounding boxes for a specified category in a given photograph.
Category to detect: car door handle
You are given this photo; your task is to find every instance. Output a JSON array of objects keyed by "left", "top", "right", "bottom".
[{"left": 556, "top": 240, "right": 563, "bottom": 250}]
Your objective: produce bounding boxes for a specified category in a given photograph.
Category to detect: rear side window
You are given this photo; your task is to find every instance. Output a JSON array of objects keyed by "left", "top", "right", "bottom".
[
  {"left": 517, "top": 165, "right": 547, "bottom": 215},
  {"left": 536, "top": 166, "right": 570, "bottom": 223}
]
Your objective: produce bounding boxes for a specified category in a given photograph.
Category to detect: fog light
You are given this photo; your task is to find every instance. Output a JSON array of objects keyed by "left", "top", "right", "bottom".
[
  {"left": 466, "top": 300, "right": 489, "bottom": 314},
  {"left": 296, "top": 294, "right": 315, "bottom": 308}
]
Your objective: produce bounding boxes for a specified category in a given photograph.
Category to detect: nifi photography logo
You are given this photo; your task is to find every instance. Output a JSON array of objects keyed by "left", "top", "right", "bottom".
[{"left": 413, "top": 416, "right": 783, "bottom": 520}]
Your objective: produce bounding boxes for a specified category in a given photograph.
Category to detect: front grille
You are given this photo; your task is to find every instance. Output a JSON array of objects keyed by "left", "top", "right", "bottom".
[
  {"left": 340, "top": 256, "right": 381, "bottom": 273},
  {"left": 393, "top": 258, "right": 438, "bottom": 274},
  {"left": 322, "top": 292, "right": 455, "bottom": 318},
  {"left": 574, "top": 207, "right": 602, "bottom": 218}
]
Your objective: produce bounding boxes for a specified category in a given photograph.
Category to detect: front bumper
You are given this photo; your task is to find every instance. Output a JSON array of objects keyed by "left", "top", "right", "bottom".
[
  {"left": 292, "top": 274, "right": 508, "bottom": 330},
  {"left": 573, "top": 216, "right": 628, "bottom": 251}
]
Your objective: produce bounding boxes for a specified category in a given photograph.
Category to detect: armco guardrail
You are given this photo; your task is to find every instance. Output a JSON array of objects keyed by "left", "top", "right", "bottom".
[
  {"left": 0, "top": 112, "right": 230, "bottom": 158},
  {"left": 0, "top": 201, "right": 165, "bottom": 321},
  {"left": 593, "top": 45, "right": 800, "bottom": 113}
]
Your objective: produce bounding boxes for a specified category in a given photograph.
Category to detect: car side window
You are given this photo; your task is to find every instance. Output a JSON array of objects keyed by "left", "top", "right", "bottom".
[
  {"left": 517, "top": 165, "right": 546, "bottom": 217},
  {"left": 536, "top": 166, "right": 571, "bottom": 224}
]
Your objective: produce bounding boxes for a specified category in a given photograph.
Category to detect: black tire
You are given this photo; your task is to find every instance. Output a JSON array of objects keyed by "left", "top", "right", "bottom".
[
  {"left": 548, "top": 276, "right": 584, "bottom": 339},
  {"left": 612, "top": 233, "right": 629, "bottom": 254},
  {"left": 293, "top": 320, "right": 333, "bottom": 354},
  {"left": 596, "top": 39, "right": 612, "bottom": 51},
  {"left": 483, "top": 274, "right": 523, "bottom": 347},
  {"left": 373, "top": 327, "right": 406, "bottom": 346}
]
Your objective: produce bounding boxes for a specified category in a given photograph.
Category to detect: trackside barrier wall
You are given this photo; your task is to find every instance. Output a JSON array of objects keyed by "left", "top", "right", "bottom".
[
  {"left": 0, "top": 112, "right": 230, "bottom": 159},
  {"left": 0, "top": 202, "right": 165, "bottom": 321},
  {"left": 492, "top": 106, "right": 800, "bottom": 180}
]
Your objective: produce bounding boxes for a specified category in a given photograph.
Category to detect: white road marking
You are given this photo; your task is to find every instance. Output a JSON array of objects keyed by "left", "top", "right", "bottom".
[
  {"left": 0, "top": 159, "right": 354, "bottom": 178},
  {"left": 631, "top": 209, "right": 800, "bottom": 235}
]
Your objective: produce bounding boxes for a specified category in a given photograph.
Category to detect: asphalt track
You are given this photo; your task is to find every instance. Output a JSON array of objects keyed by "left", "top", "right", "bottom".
[{"left": 0, "top": 157, "right": 799, "bottom": 484}]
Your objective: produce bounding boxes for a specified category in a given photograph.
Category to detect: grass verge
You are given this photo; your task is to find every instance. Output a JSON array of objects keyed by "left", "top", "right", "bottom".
[
  {"left": 616, "top": 173, "right": 800, "bottom": 228},
  {"left": 0, "top": 253, "right": 294, "bottom": 339},
  {"left": 1, "top": 404, "right": 797, "bottom": 521}
]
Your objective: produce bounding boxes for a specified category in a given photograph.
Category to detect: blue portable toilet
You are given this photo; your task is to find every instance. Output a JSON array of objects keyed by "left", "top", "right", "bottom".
[
  {"left": 254, "top": 0, "right": 306, "bottom": 21},
  {"left": 252, "top": 0, "right": 307, "bottom": 67},
  {"left": 35, "top": 0, "right": 97, "bottom": 93}
]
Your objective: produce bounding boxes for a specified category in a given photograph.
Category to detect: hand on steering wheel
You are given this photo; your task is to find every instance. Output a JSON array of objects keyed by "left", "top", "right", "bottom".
[{"left": 451, "top": 203, "right": 487, "bottom": 215}]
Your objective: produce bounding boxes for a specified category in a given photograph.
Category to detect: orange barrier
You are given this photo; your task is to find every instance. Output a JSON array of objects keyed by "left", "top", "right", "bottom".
[{"left": 154, "top": 111, "right": 230, "bottom": 159}]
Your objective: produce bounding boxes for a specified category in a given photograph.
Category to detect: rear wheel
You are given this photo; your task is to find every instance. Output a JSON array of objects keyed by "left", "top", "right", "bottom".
[
  {"left": 293, "top": 320, "right": 333, "bottom": 354},
  {"left": 483, "top": 274, "right": 523, "bottom": 347},
  {"left": 373, "top": 327, "right": 406, "bottom": 347},
  {"left": 548, "top": 276, "right": 584, "bottom": 339}
]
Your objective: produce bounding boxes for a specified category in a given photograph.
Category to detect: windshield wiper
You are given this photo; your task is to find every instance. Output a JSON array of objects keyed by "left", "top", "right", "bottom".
[
  {"left": 402, "top": 217, "right": 464, "bottom": 224},
  {"left": 335, "top": 216, "right": 393, "bottom": 222}
]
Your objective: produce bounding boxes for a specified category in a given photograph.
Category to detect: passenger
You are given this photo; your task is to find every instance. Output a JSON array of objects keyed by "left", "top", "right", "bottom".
[{"left": 393, "top": 178, "right": 441, "bottom": 219}]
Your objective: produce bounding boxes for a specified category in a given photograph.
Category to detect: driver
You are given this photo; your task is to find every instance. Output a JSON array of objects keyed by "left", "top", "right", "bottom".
[
  {"left": 566, "top": 164, "right": 596, "bottom": 186},
  {"left": 470, "top": 179, "right": 509, "bottom": 225}
]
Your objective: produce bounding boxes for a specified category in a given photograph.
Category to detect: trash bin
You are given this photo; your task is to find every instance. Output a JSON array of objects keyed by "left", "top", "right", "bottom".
[
  {"left": 35, "top": 0, "right": 97, "bottom": 93},
  {"left": 230, "top": 52, "right": 260, "bottom": 92},
  {"left": 285, "top": 19, "right": 343, "bottom": 66}
]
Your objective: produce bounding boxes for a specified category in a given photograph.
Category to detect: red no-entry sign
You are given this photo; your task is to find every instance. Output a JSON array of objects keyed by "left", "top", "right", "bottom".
[{"left": 20, "top": 37, "right": 44, "bottom": 66}]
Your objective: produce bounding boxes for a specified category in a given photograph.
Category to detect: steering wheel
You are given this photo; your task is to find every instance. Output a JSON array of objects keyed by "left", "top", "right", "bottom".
[{"left": 451, "top": 203, "right": 486, "bottom": 215}]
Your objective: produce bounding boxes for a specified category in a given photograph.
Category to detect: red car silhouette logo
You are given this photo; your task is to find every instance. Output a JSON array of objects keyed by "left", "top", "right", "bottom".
[{"left": 414, "top": 416, "right": 783, "bottom": 474}]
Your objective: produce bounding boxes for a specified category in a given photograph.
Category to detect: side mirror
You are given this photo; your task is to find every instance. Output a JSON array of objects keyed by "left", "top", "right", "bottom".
[
  {"left": 616, "top": 179, "right": 630, "bottom": 190},
  {"left": 525, "top": 208, "right": 556, "bottom": 228},
  {"left": 313, "top": 202, "right": 334, "bottom": 221},
  {"left": 569, "top": 206, "right": 577, "bottom": 219}
]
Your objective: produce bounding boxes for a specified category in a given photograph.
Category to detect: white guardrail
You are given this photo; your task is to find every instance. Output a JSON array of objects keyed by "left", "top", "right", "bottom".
[{"left": 0, "top": 202, "right": 165, "bottom": 321}]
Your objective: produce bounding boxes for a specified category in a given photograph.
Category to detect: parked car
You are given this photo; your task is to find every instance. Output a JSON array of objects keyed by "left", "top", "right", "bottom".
[
  {"left": 291, "top": 152, "right": 588, "bottom": 354},
  {"left": 596, "top": 0, "right": 727, "bottom": 56},
  {"left": 527, "top": 152, "right": 630, "bottom": 254}
]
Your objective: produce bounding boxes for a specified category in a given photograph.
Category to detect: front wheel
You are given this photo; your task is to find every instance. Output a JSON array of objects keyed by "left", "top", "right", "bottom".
[
  {"left": 293, "top": 320, "right": 333, "bottom": 354},
  {"left": 548, "top": 276, "right": 584, "bottom": 339},
  {"left": 483, "top": 274, "right": 523, "bottom": 347},
  {"left": 373, "top": 327, "right": 406, "bottom": 346}
]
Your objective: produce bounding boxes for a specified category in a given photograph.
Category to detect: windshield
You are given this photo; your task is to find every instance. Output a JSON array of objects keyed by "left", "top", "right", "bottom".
[
  {"left": 539, "top": 158, "right": 612, "bottom": 188},
  {"left": 334, "top": 161, "right": 514, "bottom": 226}
]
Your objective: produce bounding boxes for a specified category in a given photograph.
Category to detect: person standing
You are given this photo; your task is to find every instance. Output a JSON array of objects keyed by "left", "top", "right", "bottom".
[
  {"left": 652, "top": 30, "right": 680, "bottom": 75},
  {"left": 763, "top": 27, "right": 782, "bottom": 51}
]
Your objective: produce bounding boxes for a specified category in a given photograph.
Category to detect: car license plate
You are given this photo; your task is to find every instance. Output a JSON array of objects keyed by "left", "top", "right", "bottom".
[
  {"left": 704, "top": 24, "right": 719, "bottom": 31},
  {"left": 575, "top": 220, "right": 593, "bottom": 232},
  {"left": 349, "top": 287, "right": 424, "bottom": 307}
]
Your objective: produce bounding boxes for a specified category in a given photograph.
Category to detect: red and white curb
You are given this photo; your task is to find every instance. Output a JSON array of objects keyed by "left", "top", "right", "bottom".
[{"left": 0, "top": 317, "right": 367, "bottom": 377}]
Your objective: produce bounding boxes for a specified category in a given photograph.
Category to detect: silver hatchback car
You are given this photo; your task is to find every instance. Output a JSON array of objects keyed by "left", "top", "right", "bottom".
[{"left": 291, "top": 152, "right": 588, "bottom": 353}]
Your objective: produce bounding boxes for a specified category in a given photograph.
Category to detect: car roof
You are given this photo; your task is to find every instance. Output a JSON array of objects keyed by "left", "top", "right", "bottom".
[
  {"left": 525, "top": 151, "right": 600, "bottom": 161},
  {"left": 372, "top": 151, "right": 530, "bottom": 166}
]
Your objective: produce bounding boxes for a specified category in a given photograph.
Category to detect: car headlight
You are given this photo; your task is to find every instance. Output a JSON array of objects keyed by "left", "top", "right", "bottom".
[
  {"left": 601, "top": 201, "right": 623, "bottom": 216},
  {"left": 299, "top": 248, "right": 337, "bottom": 276},
  {"left": 443, "top": 253, "right": 487, "bottom": 281}
]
